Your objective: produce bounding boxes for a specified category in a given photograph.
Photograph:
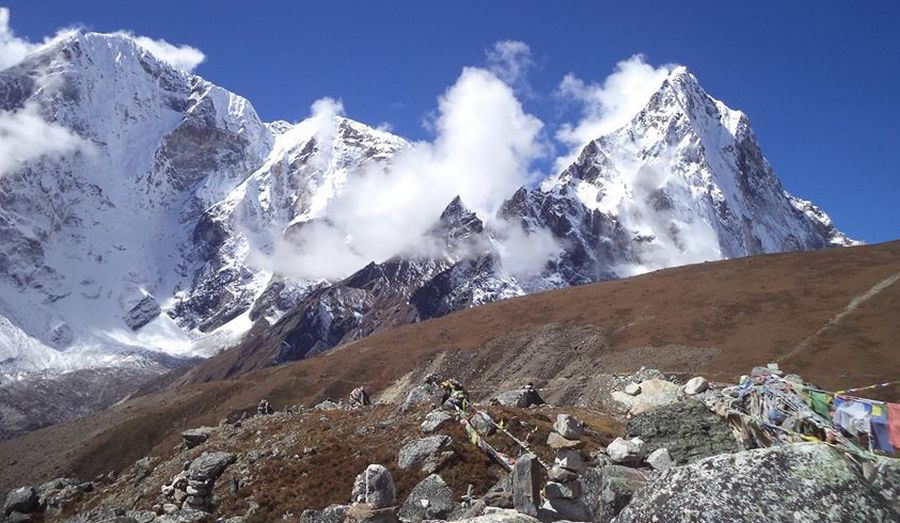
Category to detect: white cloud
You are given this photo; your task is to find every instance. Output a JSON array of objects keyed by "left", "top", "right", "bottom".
[
  {"left": 0, "top": 7, "right": 56, "bottom": 70},
  {"left": 486, "top": 40, "right": 534, "bottom": 88},
  {"left": 262, "top": 67, "right": 548, "bottom": 281},
  {"left": 555, "top": 55, "right": 673, "bottom": 169},
  {"left": 0, "top": 102, "right": 90, "bottom": 176},
  {"left": 129, "top": 35, "right": 205, "bottom": 73}
]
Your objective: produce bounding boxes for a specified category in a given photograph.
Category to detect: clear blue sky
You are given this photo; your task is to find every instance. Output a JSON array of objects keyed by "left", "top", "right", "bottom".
[{"left": 5, "top": 1, "right": 898, "bottom": 243}]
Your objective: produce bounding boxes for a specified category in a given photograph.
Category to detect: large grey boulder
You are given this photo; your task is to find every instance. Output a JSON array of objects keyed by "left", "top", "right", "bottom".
[
  {"left": 398, "top": 435, "right": 455, "bottom": 473},
  {"left": 3, "top": 486, "right": 38, "bottom": 515},
  {"left": 398, "top": 474, "right": 458, "bottom": 522},
  {"left": 594, "top": 465, "right": 646, "bottom": 522},
  {"left": 625, "top": 398, "right": 740, "bottom": 464},
  {"left": 187, "top": 452, "right": 235, "bottom": 482},
  {"left": 470, "top": 411, "right": 496, "bottom": 435},
  {"left": 512, "top": 453, "right": 541, "bottom": 517},
  {"left": 610, "top": 378, "right": 680, "bottom": 414},
  {"left": 606, "top": 437, "right": 646, "bottom": 465},
  {"left": 614, "top": 443, "right": 899, "bottom": 523}
]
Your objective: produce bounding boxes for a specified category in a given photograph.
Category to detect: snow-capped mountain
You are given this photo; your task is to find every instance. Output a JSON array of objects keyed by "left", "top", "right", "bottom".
[
  {"left": 0, "top": 31, "right": 855, "bottom": 404},
  {"left": 502, "top": 66, "right": 857, "bottom": 283}
]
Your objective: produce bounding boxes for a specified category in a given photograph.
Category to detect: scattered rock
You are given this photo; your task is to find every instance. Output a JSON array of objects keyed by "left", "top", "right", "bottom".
[
  {"left": 615, "top": 443, "right": 897, "bottom": 523},
  {"left": 3, "top": 486, "right": 38, "bottom": 515},
  {"left": 397, "top": 435, "right": 455, "bottom": 473},
  {"left": 553, "top": 414, "right": 586, "bottom": 439},
  {"left": 626, "top": 398, "right": 741, "bottom": 464},
  {"left": 606, "top": 437, "right": 646, "bottom": 465},
  {"left": 547, "top": 432, "right": 582, "bottom": 449},
  {"left": 646, "top": 448, "right": 673, "bottom": 471},
  {"left": 398, "top": 474, "right": 458, "bottom": 522},
  {"left": 420, "top": 411, "right": 453, "bottom": 433},
  {"left": 683, "top": 376, "right": 709, "bottom": 396},
  {"left": 623, "top": 383, "right": 641, "bottom": 396},
  {"left": 315, "top": 400, "right": 341, "bottom": 411},
  {"left": 511, "top": 453, "right": 541, "bottom": 517}
]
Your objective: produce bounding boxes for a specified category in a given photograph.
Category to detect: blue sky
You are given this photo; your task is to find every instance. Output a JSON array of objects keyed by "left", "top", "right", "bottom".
[{"left": 4, "top": 1, "right": 898, "bottom": 243}]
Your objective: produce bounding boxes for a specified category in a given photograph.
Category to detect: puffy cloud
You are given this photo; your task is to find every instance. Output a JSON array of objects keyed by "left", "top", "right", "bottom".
[
  {"left": 0, "top": 102, "right": 90, "bottom": 177},
  {"left": 265, "top": 67, "right": 548, "bottom": 281},
  {"left": 486, "top": 40, "right": 534, "bottom": 88},
  {"left": 555, "top": 55, "right": 673, "bottom": 169},
  {"left": 129, "top": 35, "right": 206, "bottom": 72},
  {"left": 0, "top": 8, "right": 32, "bottom": 69}
]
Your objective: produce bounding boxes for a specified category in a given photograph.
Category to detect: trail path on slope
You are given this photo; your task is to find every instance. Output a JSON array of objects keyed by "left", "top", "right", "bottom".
[{"left": 778, "top": 271, "right": 900, "bottom": 363}]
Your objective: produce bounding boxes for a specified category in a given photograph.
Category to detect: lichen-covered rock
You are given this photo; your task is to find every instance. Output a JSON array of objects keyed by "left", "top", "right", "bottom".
[
  {"left": 645, "top": 448, "right": 673, "bottom": 471},
  {"left": 397, "top": 435, "right": 455, "bottom": 473},
  {"left": 614, "top": 443, "right": 898, "bottom": 523},
  {"left": 868, "top": 457, "right": 900, "bottom": 514},
  {"left": 187, "top": 452, "right": 235, "bottom": 482},
  {"left": 470, "top": 411, "right": 496, "bottom": 435},
  {"left": 352, "top": 465, "right": 396, "bottom": 509},
  {"left": 420, "top": 411, "right": 453, "bottom": 433},
  {"left": 625, "top": 398, "right": 740, "bottom": 464},
  {"left": 398, "top": 474, "right": 458, "bottom": 522},
  {"left": 610, "top": 378, "right": 681, "bottom": 414}
]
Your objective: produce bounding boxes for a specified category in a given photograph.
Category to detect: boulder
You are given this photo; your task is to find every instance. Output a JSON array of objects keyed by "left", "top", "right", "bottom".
[
  {"left": 868, "top": 457, "right": 900, "bottom": 514},
  {"left": 315, "top": 400, "right": 341, "bottom": 411},
  {"left": 610, "top": 378, "right": 681, "bottom": 414},
  {"left": 181, "top": 427, "right": 216, "bottom": 449},
  {"left": 470, "top": 411, "right": 496, "bottom": 435},
  {"left": 300, "top": 505, "right": 349, "bottom": 523},
  {"left": 187, "top": 452, "right": 235, "bottom": 482},
  {"left": 482, "top": 475, "right": 513, "bottom": 509},
  {"left": 153, "top": 508, "right": 210, "bottom": 523},
  {"left": 614, "top": 443, "right": 898, "bottom": 523},
  {"left": 352, "top": 465, "right": 396, "bottom": 509},
  {"left": 543, "top": 481, "right": 579, "bottom": 499},
  {"left": 492, "top": 389, "right": 530, "bottom": 408},
  {"left": 683, "top": 376, "right": 709, "bottom": 395},
  {"left": 345, "top": 503, "right": 399, "bottom": 523},
  {"left": 397, "top": 435, "right": 455, "bottom": 473},
  {"left": 555, "top": 449, "right": 587, "bottom": 473},
  {"left": 511, "top": 453, "right": 541, "bottom": 517},
  {"left": 623, "top": 383, "right": 641, "bottom": 396},
  {"left": 625, "top": 398, "right": 741, "bottom": 464},
  {"left": 3, "top": 486, "right": 38, "bottom": 515},
  {"left": 451, "top": 508, "right": 540, "bottom": 523},
  {"left": 553, "top": 414, "right": 586, "bottom": 439},
  {"left": 398, "top": 474, "right": 458, "bottom": 522},
  {"left": 593, "top": 465, "right": 647, "bottom": 523},
  {"left": 547, "top": 432, "right": 582, "bottom": 449},
  {"left": 646, "top": 448, "right": 673, "bottom": 471},
  {"left": 548, "top": 465, "right": 577, "bottom": 483},
  {"left": 420, "top": 411, "right": 453, "bottom": 433},
  {"left": 606, "top": 437, "right": 646, "bottom": 465},
  {"left": 401, "top": 384, "right": 435, "bottom": 412}
]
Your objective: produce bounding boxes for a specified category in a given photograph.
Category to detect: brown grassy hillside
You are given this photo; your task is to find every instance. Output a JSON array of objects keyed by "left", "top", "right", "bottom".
[{"left": 1, "top": 241, "right": 898, "bottom": 493}]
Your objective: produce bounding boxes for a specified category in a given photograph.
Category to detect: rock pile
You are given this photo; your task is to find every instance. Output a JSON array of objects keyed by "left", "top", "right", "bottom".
[{"left": 2, "top": 477, "right": 93, "bottom": 521}]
